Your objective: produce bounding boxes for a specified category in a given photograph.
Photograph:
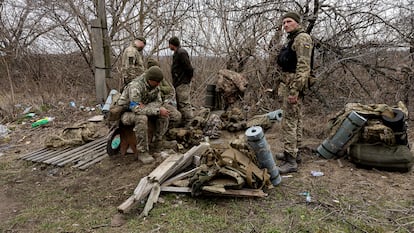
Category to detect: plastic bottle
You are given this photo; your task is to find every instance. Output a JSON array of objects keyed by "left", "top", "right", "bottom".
[{"left": 31, "top": 117, "right": 55, "bottom": 128}]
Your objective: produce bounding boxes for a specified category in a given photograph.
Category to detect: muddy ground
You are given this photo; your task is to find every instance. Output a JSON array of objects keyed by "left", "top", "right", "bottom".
[{"left": 0, "top": 107, "right": 413, "bottom": 233}]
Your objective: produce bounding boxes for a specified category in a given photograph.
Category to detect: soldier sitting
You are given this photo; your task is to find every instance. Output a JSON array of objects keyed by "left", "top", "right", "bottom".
[{"left": 116, "top": 66, "right": 170, "bottom": 164}]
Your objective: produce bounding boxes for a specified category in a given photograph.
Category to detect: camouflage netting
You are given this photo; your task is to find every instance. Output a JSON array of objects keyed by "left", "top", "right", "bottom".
[
  {"left": 189, "top": 137, "right": 273, "bottom": 197},
  {"left": 44, "top": 121, "right": 108, "bottom": 148}
]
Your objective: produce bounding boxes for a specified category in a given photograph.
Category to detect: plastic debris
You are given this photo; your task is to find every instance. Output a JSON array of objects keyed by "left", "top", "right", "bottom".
[
  {"left": 25, "top": 113, "right": 36, "bottom": 118},
  {"left": 0, "top": 124, "right": 10, "bottom": 138},
  {"left": 311, "top": 171, "right": 324, "bottom": 177},
  {"left": 300, "top": 192, "right": 311, "bottom": 203},
  {"left": 31, "top": 117, "right": 55, "bottom": 128}
]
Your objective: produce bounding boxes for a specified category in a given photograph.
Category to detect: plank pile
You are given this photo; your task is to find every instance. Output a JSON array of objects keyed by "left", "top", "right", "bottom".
[
  {"left": 117, "top": 142, "right": 269, "bottom": 217},
  {"left": 19, "top": 137, "right": 107, "bottom": 170}
]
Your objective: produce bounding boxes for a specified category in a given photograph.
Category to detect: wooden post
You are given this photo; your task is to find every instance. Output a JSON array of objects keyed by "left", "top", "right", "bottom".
[
  {"left": 96, "top": 0, "right": 111, "bottom": 79},
  {"left": 91, "top": 18, "right": 107, "bottom": 103}
]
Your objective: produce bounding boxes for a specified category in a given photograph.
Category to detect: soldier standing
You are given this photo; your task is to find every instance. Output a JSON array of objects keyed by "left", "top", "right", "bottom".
[
  {"left": 116, "top": 66, "right": 170, "bottom": 164},
  {"left": 276, "top": 12, "right": 313, "bottom": 174},
  {"left": 121, "top": 36, "right": 146, "bottom": 88},
  {"left": 168, "top": 36, "right": 194, "bottom": 126}
]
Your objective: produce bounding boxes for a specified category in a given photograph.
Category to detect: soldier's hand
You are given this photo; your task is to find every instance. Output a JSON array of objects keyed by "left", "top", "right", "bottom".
[
  {"left": 288, "top": 95, "right": 298, "bottom": 104},
  {"left": 159, "top": 107, "right": 170, "bottom": 117}
]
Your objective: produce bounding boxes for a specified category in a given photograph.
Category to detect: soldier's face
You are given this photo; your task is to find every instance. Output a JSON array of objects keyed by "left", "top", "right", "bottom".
[
  {"left": 282, "top": 18, "right": 298, "bottom": 33},
  {"left": 148, "top": 80, "right": 161, "bottom": 87},
  {"left": 135, "top": 40, "right": 145, "bottom": 49},
  {"left": 169, "top": 44, "right": 176, "bottom": 51}
]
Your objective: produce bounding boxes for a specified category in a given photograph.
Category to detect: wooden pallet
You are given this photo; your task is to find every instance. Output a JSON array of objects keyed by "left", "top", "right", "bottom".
[{"left": 19, "top": 137, "right": 108, "bottom": 170}]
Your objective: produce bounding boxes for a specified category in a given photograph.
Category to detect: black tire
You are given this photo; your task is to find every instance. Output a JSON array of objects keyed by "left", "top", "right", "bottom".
[
  {"left": 382, "top": 109, "right": 405, "bottom": 132},
  {"left": 106, "top": 127, "right": 121, "bottom": 156}
]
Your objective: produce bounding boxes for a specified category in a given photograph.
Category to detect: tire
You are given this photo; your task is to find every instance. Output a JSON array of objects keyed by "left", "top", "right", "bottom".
[
  {"left": 106, "top": 127, "right": 121, "bottom": 156},
  {"left": 382, "top": 109, "right": 405, "bottom": 132}
]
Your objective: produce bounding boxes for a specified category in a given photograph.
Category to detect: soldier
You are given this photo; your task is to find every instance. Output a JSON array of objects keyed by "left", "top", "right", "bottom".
[
  {"left": 168, "top": 36, "right": 194, "bottom": 126},
  {"left": 275, "top": 12, "right": 313, "bottom": 174},
  {"left": 146, "top": 58, "right": 182, "bottom": 148},
  {"left": 116, "top": 66, "right": 170, "bottom": 164},
  {"left": 121, "top": 36, "right": 146, "bottom": 88}
]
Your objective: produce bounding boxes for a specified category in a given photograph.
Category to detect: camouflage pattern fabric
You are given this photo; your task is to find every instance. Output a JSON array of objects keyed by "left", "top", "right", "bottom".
[
  {"left": 327, "top": 102, "right": 408, "bottom": 138},
  {"left": 216, "top": 69, "right": 248, "bottom": 108},
  {"left": 203, "top": 113, "right": 224, "bottom": 138},
  {"left": 327, "top": 102, "right": 408, "bottom": 147},
  {"left": 117, "top": 75, "right": 164, "bottom": 152},
  {"left": 176, "top": 83, "right": 194, "bottom": 122},
  {"left": 121, "top": 43, "right": 145, "bottom": 85},
  {"left": 45, "top": 122, "right": 107, "bottom": 148},
  {"left": 279, "top": 27, "right": 312, "bottom": 158},
  {"left": 280, "top": 83, "right": 303, "bottom": 157}
]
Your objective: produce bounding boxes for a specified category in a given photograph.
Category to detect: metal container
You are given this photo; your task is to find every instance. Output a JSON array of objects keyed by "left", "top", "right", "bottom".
[
  {"left": 317, "top": 111, "right": 367, "bottom": 159},
  {"left": 205, "top": 84, "right": 216, "bottom": 109},
  {"left": 245, "top": 126, "right": 281, "bottom": 186}
]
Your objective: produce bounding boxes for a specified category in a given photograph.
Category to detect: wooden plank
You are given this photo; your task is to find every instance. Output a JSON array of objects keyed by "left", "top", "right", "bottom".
[
  {"left": 75, "top": 152, "right": 108, "bottom": 170},
  {"left": 161, "top": 167, "right": 198, "bottom": 187},
  {"left": 117, "top": 143, "right": 210, "bottom": 214},
  {"left": 202, "top": 186, "right": 268, "bottom": 198},
  {"left": 150, "top": 143, "right": 210, "bottom": 183},
  {"left": 43, "top": 137, "right": 105, "bottom": 164},
  {"left": 54, "top": 142, "right": 106, "bottom": 166},
  {"left": 118, "top": 177, "right": 153, "bottom": 213},
  {"left": 19, "top": 148, "right": 49, "bottom": 159},
  {"left": 30, "top": 148, "right": 72, "bottom": 162},
  {"left": 72, "top": 146, "right": 106, "bottom": 164},
  {"left": 24, "top": 149, "right": 63, "bottom": 161},
  {"left": 160, "top": 186, "right": 192, "bottom": 193},
  {"left": 148, "top": 153, "right": 184, "bottom": 182},
  {"left": 141, "top": 183, "right": 161, "bottom": 217}
]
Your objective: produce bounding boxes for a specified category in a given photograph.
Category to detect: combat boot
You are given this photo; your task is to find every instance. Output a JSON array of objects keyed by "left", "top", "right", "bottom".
[
  {"left": 150, "top": 139, "right": 178, "bottom": 152},
  {"left": 278, "top": 152, "right": 298, "bottom": 174},
  {"left": 275, "top": 151, "right": 301, "bottom": 164},
  {"left": 138, "top": 151, "right": 155, "bottom": 164}
]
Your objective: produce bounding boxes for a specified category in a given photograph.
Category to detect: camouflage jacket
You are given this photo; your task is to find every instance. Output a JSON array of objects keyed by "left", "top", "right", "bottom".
[
  {"left": 117, "top": 73, "right": 162, "bottom": 116},
  {"left": 159, "top": 79, "right": 176, "bottom": 104},
  {"left": 281, "top": 27, "right": 313, "bottom": 96},
  {"left": 121, "top": 42, "right": 145, "bottom": 83}
]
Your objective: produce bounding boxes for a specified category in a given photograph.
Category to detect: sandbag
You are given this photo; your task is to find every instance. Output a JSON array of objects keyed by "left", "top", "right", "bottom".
[{"left": 349, "top": 143, "right": 414, "bottom": 172}]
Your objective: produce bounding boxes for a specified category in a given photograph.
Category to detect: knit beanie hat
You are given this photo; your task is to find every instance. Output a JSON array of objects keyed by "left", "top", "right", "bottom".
[
  {"left": 282, "top": 12, "right": 301, "bottom": 23},
  {"left": 147, "top": 58, "right": 160, "bottom": 68},
  {"left": 135, "top": 36, "right": 146, "bottom": 45},
  {"left": 169, "top": 36, "right": 180, "bottom": 47},
  {"left": 145, "top": 66, "right": 164, "bottom": 82}
]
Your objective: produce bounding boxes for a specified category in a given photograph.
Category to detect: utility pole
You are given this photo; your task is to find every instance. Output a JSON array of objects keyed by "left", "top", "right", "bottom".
[{"left": 91, "top": 0, "right": 111, "bottom": 104}]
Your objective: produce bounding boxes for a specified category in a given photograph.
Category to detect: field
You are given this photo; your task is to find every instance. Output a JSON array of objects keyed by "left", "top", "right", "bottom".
[{"left": 1, "top": 101, "right": 413, "bottom": 233}]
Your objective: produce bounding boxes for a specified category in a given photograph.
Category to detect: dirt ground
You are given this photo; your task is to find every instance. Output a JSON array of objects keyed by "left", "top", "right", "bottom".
[{"left": 1, "top": 107, "right": 414, "bottom": 232}]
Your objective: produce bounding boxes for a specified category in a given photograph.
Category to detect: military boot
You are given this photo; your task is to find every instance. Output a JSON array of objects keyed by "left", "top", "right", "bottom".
[
  {"left": 138, "top": 151, "right": 155, "bottom": 164},
  {"left": 278, "top": 152, "right": 298, "bottom": 174},
  {"left": 150, "top": 139, "right": 178, "bottom": 152},
  {"left": 275, "top": 152, "right": 301, "bottom": 164}
]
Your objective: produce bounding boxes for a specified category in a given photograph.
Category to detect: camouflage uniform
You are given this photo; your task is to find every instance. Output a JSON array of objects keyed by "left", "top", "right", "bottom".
[
  {"left": 159, "top": 79, "right": 182, "bottom": 133},
  {"left": 279, "top": 26, "right": 313, "bottom": 158},
  {"left": 171, "top": 47, "right": 194, "bottom": 124},
  {"left": 117, "top": 74, "right": 166, "bottom": 153},
  {"left": 121, "top": 42, "right": 145, "bottom": 86}
]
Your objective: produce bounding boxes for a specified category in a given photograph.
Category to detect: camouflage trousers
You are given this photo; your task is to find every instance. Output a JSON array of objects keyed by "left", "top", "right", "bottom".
[
  {"left": 280, "top": 85, "right": 303, "bottom": 158},
  {"left": 163, "top": 103, "right": 182, "bottom": 130},
  {"left": 121, "top": 112, "right": 168, "bottom": 152},
  {"left": 176, "top": 84, "right": 194, "bottom": 123}
]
